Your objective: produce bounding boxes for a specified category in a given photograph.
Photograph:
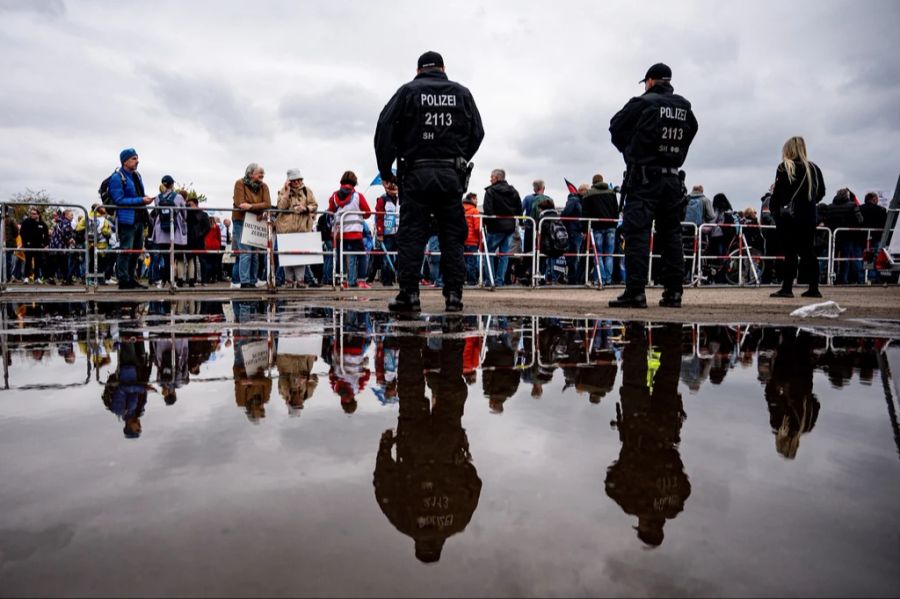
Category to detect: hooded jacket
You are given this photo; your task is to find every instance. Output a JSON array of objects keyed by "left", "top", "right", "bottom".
[
  {"left": 483, "top": 180, "right": 522, "bottom": 234},
  {"left": 561, "top": 193, "right": 583, "bottom": 239},
  {"left": 328, "top": 185, "right": 372, "bottom": 240},
  {"left": 463, "top": 196, "right": 481, "bottom": 246}
]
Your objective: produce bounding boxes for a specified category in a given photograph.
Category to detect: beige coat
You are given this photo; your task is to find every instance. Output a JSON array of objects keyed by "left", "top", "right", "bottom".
[
  {"left": 276, "top": 354, "right": 318, "bottom": 409},
  {"left": 275, "top": 185, "right": 318, "bottom": 234}
]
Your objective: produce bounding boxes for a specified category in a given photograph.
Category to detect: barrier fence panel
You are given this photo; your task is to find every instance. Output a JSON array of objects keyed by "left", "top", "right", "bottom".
[
  {"left": 0, "top": 202, "right": 91, "bottom": 292},
  {"left": 533, "top": 214, "right": 624, "bottom": 288},
  {"left": 334, "top": 211, "right": 528, "bottom": 290},
  {"left": 478, "top": 214, "right": 536, "bottom": 288},
  {"left": 831, "top": 227, "right": 885, "bottom": 285},
  {"left": 694, "top": 222, "right": 832, "bottom": 287}
]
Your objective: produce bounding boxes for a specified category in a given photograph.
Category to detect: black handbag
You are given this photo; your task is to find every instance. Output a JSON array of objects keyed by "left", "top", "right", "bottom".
[{"left": 780, "top": 168, "right": 809, "bottom": 219}]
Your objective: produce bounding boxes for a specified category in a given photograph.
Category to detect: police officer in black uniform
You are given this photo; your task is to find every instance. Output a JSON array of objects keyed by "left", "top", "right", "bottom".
[
  {"left": 374, "top": 51, "right": 485, "bottom": 313},
  {"left": 609, "top": 63, "right": 698, "bottom": 308}
]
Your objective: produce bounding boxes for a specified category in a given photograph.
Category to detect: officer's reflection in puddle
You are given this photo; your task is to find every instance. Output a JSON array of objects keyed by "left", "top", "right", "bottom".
[
  {"left": 606, "top": 323, "right": 690, "bottom": 547},
  {"left": 232, "top": 301, "right": 272, "bottom": 423},
  {"left": 101, "top": 338, "right": 154, "bottom": 438},
  {"left": 374, "top": 329, "right": 482, "bottom": 563},
  {"left": 763, "top": 328, "right": 820, "bottom": 459}
]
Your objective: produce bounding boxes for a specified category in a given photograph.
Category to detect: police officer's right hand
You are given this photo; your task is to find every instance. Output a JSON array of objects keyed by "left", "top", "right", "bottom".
[{"left": 142, "top": 197, "right": 154, "bottom": 204}]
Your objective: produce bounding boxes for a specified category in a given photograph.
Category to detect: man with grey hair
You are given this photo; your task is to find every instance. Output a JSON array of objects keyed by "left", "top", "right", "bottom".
[
  {"left": 483, "top": 169, "right": 522, "bottom": 286},
  {"left": 232, "top": 162, "right": 272, "bottom": 289}
]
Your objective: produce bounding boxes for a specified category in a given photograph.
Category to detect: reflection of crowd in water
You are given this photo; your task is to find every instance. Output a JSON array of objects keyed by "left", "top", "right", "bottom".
[
  {"left": 1, "top": 301, "right": 896, "bottom": 553},
  {"left": 0, "top": 303, "right": 888, "bottom": 436}
]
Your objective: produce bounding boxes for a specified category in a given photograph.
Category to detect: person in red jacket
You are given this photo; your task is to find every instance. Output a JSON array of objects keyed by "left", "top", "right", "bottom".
[
  {"left": 328, "top": 171, "right": 372, "bottom": 288},
  {"left": 462, "top": 193, "right": 481, "bottom": 285},
  {"left": 202, "top": 215, "right": 222, "bottom": 284}
]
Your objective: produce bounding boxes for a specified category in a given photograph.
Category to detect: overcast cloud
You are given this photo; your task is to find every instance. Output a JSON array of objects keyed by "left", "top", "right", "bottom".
[{"left": 1, "top": 0, "right": 898, "bottom": 211}]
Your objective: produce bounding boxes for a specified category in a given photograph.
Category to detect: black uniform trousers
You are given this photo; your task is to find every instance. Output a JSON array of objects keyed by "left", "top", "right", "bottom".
[
  {"left": 397, "top": 186, "right": 467, "bottom": 294},
  {"left": 621, "top": 172, "right": 685, "bottom": 292}
]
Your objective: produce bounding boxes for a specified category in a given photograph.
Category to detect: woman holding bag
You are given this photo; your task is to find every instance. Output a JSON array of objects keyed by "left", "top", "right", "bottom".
[{"left": 768, "top": 136, "right": 826, "bottom": 298}]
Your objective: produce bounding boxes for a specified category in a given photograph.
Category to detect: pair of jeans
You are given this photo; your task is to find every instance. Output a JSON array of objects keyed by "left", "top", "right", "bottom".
[
  {"left": 837, "top": 239, "right": 864, "bottom": 284},
  {"left": 148, "top": 243, "right": 163, "bottom": 283},
  {"left": 427, "top": 235, "right": 442, "bottom": 286},
  {"left": 380, "top": 235, "right": 397, "bottom": 285},
  {"left": 322, "top": 239, "right": 334, "bottom": 285},
  {"left": 565, "top": 232, "right": 584, "bottom": 285},
  {"left": 338, "top": 238, "right": 364, "bottom": 286},
  {"left": 116, "top": 223, "right": 144, "bottom": 284},
  {"left": 3, "top": 250, "right": 13, "bottom": 282},
  {"left": 591, "top": 228, "right": 616, "bottom": 284},
  {"left": 486, "top": 231, "right": 511, "bottom": 287},
  {"left": 464, "top": 244, "right": 480, "bottom": 285},
  {"left": 233, "top": 219, "right": 259, "bottom": 285}
]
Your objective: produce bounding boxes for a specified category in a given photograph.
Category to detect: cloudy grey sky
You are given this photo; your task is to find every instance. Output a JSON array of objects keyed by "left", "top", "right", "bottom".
[{"left": 1, "top": 0, "right": 898, "bottom": 212}]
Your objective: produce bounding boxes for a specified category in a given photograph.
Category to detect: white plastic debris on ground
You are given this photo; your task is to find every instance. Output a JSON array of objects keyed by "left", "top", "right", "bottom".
[{"left": 790, "top": 300, "right": 846, "bottom": 319}]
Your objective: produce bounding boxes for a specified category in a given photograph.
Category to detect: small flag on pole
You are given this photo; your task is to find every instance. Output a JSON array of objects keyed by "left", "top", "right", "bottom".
[
  {"left": 370, "top": 168, "right": 398, "bottom": 187},
  {"left": 565, "top": 178, "right": 578, "bottom": 195}
]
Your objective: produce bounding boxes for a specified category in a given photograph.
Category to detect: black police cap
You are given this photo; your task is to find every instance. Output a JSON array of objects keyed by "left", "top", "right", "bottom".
[
  {"left": 640, "top": 62, "right": 672, "bottom": 83},
  {"left": 417, "top": 51, "right": 444, "bottom": 70}
]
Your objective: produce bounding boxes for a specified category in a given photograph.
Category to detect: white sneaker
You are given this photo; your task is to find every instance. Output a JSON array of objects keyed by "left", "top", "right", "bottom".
[
  {"left": 255, "top": 280, "right": 267, "bottom": 288},
  {"left": 156, "top": 282, "right": 164, "bottom": 290},
  {"left": 230, "top": 282, "right": 240, "bottom": 289},
  {"left": 108, "top": 277, "right": 118, "bottom": 284}
]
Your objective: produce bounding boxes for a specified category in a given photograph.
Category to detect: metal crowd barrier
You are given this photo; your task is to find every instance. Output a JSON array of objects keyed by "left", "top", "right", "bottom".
[
  {"left": 2, "top": 200, "right": 897, "bottom": 295},
  {"left": 830, "top": 227, "right": 884, "bottom": 284},
  {"left": 0, "top": 202, "right": 92, "bottom": 292},
  {"left": 334, "top": 210, "right": 521, "bottom": 290},
  {"left": 695, "top": 222, "right": 833, "bottom": 287}
]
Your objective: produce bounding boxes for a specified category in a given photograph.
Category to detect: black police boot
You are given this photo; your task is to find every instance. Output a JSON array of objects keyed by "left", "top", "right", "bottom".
[
  {"left": 608, "top": 289, "right": 647, "bottom": 309},
  {"left": 444, "top": 289, "right": 463, "bottom": 313},
  {"left": 389, "top": 289, "right": 421, "bottom": 313},
  {"left": 659, "top": 288, "right": 683, "bottom": 308}
]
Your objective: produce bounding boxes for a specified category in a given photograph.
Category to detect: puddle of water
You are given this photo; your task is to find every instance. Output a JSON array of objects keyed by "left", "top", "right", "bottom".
[{"left": 1, "top": 300, "right": 899, "bottom": 597}]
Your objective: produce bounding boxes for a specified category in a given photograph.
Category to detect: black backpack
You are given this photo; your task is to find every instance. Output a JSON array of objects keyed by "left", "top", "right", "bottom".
[
  {"left": 156, "top": 191, "right": 177, "bottom": 231},
  {"left": 540, "top": 212, "right": 569, "bottom": 258},
  {"left": 98, "top": 169, "right": 127, "bottom": 217}
]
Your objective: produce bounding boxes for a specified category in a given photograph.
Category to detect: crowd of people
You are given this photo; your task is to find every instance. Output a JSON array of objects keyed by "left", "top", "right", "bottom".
[
  {"left": 2, "top": 201, "right": 231, "bottom": 288},
  {"left": 0, "top": 148, "right": 892, "bottom": 290}
]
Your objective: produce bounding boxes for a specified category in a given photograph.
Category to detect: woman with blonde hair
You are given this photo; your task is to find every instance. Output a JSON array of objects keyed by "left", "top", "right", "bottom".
[{"left": 768, "top": 136, "right": 826, "bottom": 298}]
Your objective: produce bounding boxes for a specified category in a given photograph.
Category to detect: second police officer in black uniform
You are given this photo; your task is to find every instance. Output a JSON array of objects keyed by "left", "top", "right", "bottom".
[
  {"left": 609, "top": 63, "right": 698, "bottom": 308},
  {"left": 374, "top": 51, "right": 485, "bottom": 313}
]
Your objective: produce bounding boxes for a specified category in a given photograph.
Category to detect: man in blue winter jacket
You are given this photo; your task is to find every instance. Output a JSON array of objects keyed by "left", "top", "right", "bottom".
[{"left": 108, "top": 148, "right": 154, "bottom": 289}]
